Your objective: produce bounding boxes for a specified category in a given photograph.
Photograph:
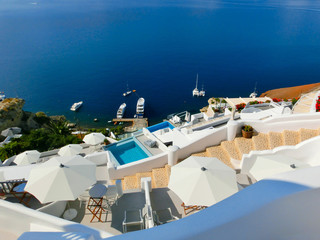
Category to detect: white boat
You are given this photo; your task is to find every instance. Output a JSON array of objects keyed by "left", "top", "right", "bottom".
[
  {"left": 192, "top": 74, "right": 199, "bottom": 97},
  {"left": 70, "top": 101, "right": 83, "bottom": 111},
  {"left": 0, "top": 92, "right": 5, "bottom": 101},
  {"left": 249, "top": 83, "right": 258, "bottom": 98},
  {"left": 199, "top": 84, "right": 205, "bottom": 97},
  {"left": 123, "top": 83, "right": 132, "bottom": 97},
  {"left": 123, "top": 91, "right": 132, "bottom": 97},
  {"left": 117, "top": 103, "right": 126, "bottom": 119},
  {"left": 136, "top": 97, "right": 145, "bottom": 118}
]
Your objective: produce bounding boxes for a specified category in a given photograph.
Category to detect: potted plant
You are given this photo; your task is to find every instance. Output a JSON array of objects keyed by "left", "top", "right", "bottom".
[{"left": 242, "top": 125, "right": 253, "bottom": 138}]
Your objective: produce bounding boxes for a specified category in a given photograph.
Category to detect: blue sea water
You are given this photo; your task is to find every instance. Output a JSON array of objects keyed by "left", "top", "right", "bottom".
[{"left": 1, "top": 0, "right": 320, "bottom": 127}]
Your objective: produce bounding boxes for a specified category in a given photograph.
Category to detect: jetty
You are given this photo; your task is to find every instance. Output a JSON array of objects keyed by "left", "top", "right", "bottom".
[{"left": 112, "top": 118, "right": 148, "bottom": 132}]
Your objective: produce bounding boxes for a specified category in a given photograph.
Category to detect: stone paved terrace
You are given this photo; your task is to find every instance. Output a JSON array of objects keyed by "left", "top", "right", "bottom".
[{"left": 75, "top": 188, "right": 187, "bottom": 235}]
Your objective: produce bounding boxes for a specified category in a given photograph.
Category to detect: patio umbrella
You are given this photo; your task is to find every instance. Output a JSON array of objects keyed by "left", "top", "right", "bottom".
[
  {"left": 249, "top": 154, "right": 310, "bottom": 181},
  {"left": 1, "top": 127, "right": 21, "bottom": 137},
  {"left": 83, "top": 132, "right": 105, "bottom": 145},
  {"left": 58, "top": 144, "right": 83, "bottom": 157},
  {"left": 25, "top": 155, "right": 96, "bottom": 203},
  {"left": 13, "top": 150, "right": 41, "bottom": 165},
  {"left": 168, "top": 156, "right": 238, "bottom": 207}
]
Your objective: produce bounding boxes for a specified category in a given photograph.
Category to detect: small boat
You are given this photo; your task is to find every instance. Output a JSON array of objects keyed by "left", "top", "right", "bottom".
[
  {"left": 93, "top": 118, "right": 99, "bottom": 122},
  {"left": 123, "top": 83, "right": 132, "bottom": 97},
  {"left": 117, "top": 103, "right": 126, "bottom": 119},
  {"left": 123, "top": 90, "right": 132, "bottom": 97},
  {"left": 70, "top": 101, "right": 83, "bottom": 111},
  {"left": 192, "top": 74, "right": 199, "bottom": 97},
  {"left": 249, "top": 82, "right": 258, "bottom": 98},
  {"left": 0, "top": 92, "right": 5, "bottom": 101},
  {"left": 136, "top": 97, "right": 145, "bottom": 118}
]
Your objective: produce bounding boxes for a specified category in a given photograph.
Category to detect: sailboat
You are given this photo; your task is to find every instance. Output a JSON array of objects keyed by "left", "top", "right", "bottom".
[
  {"left": 199, "top": 84, "right": 205, "bottom": 97},
  {"left": 249, "top": 82, "right": 258, "bottom": 98},
  {"left": 192, "top": 74, "right": 200, "bottom": 97}
]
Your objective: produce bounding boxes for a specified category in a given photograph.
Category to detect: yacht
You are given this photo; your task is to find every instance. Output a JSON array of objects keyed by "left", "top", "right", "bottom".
[
  {"left": 192, "top": 74, "right": 200, "bottom": 97},
  {"left": 70, "top": 101, "right": 83, "bottom": 111},
  {"left": 136, "top": 97, "right": 145, "bottom": 118},
  {"left": 117, "top": 103, "right": 126, "bottom": 119},
  {"left": 199, "top": 84, "right": 205, "bottom": 97}
]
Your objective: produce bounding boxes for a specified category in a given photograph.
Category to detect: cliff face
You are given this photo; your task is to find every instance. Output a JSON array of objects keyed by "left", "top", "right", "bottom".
[
  {"left": 260, "top": 82, "right": 320, "bottom": 99},
  {"left": 0, "top": 98, "right": 39, "bottom": 132}
]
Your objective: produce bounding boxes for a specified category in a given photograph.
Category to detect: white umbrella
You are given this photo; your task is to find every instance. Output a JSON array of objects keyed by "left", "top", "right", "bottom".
[
  {"left": 58, "top": 144, "right": 83, "bottom": 157},
  {"left": 14, "top": 150, "right": 41, "bottom": 165},
  {"left": 1, "top": 127, "right": 21, "bottom": 137},
  {"left": 25, "top": 155, "right": 96, "bottom": 203},
  {"left": 249, "top": 154, "right": 310, "bottom": 181},
  {"left": 83, "top": 132, "right": 105, "bottom": 145},
  {"left": 168, "top": 156, "right": 238, "bottom": 207}
]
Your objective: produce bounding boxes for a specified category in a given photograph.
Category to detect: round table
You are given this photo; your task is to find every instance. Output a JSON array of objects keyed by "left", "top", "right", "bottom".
[
  {"left": 89, "top": 184, "right": 107, "bottom": 198},
  {"left": 63, "top": 208, "right": 77, "bottom": 220}
]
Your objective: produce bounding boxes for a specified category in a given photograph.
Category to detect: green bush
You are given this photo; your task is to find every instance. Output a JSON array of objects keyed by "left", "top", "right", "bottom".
[{"left": 0, "top": 128, "right": 82, "bottom": 161}]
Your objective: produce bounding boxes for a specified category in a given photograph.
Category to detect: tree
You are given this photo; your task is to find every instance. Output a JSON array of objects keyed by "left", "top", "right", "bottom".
[
  {"left": 215, "top": 98, "right": 221, "bottom": 109},
  {"left": 46, "top": 119, "right": 70, "bottom": 136}
]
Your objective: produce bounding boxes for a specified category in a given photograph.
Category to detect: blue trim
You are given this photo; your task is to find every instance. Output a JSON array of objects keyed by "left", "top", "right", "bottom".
[
  {"left": 104, "top": 136, "right": 152, "bottom": 166},
  {"left": 147, "top": 121, "right": 175, "bottom": 133}
]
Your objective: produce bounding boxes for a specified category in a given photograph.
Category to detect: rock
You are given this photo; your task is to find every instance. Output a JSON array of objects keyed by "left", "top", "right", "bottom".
[{"left": 0, "top": 98, "right": 66, "bottom": 133}]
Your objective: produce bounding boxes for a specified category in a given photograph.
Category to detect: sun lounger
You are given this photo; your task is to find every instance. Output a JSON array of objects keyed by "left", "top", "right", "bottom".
[{"left": 144, "top": 140, "right": 157, "bottom": 148}]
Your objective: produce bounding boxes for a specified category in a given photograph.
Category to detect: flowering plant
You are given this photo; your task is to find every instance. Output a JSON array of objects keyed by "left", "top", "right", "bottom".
[
  {"left": 236, "top": 103, "right": 246, "bottom": 111},
  {"left": 316, "top": 96, "right": 320, "bottom": 112},
  {"left": 272, "top": 97, "right": 282, "bottom": 103}
]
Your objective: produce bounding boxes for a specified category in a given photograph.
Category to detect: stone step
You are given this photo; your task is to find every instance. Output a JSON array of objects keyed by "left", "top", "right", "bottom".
[
  {"left": 152, "top": 168, "right": 169, "bottom": 188},
  {"left": 122, "top": 175, "right": 139, "bottom": 191},
  {"left": 191, "top": 151, "right": 208, "bottom": 157},
  {"left": 206, "top": 146, "right": 233, "bottom": 168},
  {"left": 234, "top": 137, "right": 254, "bottom": 157},
  {"left": 221, "top": 140, "right": 241, "bottom": 161},
  {"left": 252, "top": 133, "right": 270, "bottom": 151},
  {"left": 283, "top": 130, "right": 300, "bottom": 146},
  {"left": 268, "top": 132, "right": 284, "bottom": 149},
  {"left": 300, "top": 128, "right": 319, "bottom": 142}
]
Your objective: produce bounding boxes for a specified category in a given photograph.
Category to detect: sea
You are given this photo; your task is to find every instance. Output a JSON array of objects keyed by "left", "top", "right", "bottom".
[{"left": 1, "top": 0, "right": 320, "bottom": 127}]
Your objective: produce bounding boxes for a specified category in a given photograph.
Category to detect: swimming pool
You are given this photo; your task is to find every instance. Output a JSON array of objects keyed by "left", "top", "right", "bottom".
[
  {"left": 104, "top": 137, "right": 152, "bottom": 166},
  {"left": 147, "top": 121, "right": 175, "bottom": 133}
]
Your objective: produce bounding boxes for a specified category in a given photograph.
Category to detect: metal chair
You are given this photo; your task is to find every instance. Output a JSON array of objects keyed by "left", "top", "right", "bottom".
[
  {"left": 153, "top": 208, "right": 179, "bottom": 225},
  {"left": 122, "top": 209, "right": 144, "bottom": 233}
]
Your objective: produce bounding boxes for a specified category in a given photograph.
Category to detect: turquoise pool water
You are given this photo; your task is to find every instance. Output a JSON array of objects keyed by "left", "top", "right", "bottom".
[
  {"left": 105, "top": 137, "right": 152, "bottom": 165},
  {"left": 147, "top": 121, "right": 175, "bottom": 133}
]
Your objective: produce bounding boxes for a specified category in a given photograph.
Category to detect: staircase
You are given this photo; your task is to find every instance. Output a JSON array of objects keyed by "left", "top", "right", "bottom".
[
  {"left": 120, "top": 128, "right": 320, "bottom": 190},
  {"left": 293, "top": 91, "right": 318, "bottom": 114}
]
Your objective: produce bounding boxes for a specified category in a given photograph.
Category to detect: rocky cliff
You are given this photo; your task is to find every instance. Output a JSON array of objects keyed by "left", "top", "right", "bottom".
[
  {"left": 260, "top": 82, "right": 320, "bottom": 99},
  {"left": 0, "top": 98, "right": 40, "bottom": 132}
]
